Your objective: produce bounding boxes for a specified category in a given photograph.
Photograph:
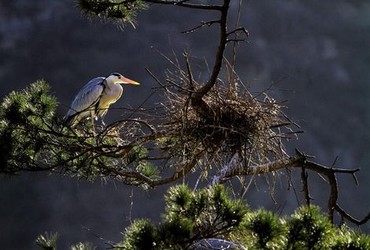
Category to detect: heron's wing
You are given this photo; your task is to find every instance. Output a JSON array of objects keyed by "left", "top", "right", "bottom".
[{"left": 65, "top": 77, "right": 105, "bottom": 123}]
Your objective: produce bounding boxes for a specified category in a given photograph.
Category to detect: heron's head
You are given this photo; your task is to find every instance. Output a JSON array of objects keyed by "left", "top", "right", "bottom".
[{"left": 108, "top": 72, "right": 140, "bottom": 85}]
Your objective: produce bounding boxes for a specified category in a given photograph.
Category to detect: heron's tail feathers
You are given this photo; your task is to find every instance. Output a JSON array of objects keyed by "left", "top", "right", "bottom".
[{"left": 64, "top": 114, "right": 78, "bottom": 128}]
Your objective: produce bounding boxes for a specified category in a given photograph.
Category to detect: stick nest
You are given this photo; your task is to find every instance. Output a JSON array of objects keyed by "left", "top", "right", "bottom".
[{"left": 162, "top": 81, "right": 295, "bottom": 165}]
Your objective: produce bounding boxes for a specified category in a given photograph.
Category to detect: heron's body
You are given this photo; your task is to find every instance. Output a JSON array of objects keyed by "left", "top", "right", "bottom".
[
  {"left": 97, "top": 80, "right": 123, "bottom": 116},
  {"left": 65, "top": 73, "right": 139, "bottom": 127}
]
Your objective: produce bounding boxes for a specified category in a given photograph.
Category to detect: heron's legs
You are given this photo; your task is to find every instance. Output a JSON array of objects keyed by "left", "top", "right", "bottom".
[{"left": 90, "top": 112, "right": 97, "bottom": 136}]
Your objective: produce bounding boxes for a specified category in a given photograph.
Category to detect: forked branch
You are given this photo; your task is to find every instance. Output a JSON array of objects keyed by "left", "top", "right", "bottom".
[{"left": 212, "top": 149, "right": 368, "bottom": 226}]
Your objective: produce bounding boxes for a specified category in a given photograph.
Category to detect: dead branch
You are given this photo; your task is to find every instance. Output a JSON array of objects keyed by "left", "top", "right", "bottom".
[
  {"left": 181, "top": 20, "right": 221, "bottom": 34},
  {"left": 226, "top": 27, "right": 249, "bottom": 37},
  {"left": 211, "top": 149, "right": 367, "bottom": 225},
  {"left": 301, "top": 167, "right": 312, "bottom": 206},
  {"left": 334, "top": 204, "right": 370, "bottom": 225}
]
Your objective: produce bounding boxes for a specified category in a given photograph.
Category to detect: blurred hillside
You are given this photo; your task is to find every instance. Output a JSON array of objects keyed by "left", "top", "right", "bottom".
[{"left": 0, "top": 1, "right": 369, "bottom": 249}]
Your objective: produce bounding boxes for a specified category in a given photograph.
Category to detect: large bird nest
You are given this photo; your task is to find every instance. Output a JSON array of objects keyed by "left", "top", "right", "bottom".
[{"left": 160, "top": 78, "right": 296, "bottom": 166}]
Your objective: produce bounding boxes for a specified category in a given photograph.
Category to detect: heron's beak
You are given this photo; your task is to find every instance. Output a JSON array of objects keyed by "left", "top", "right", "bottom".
[{"left": 119, "top": 77, "right": 140, "bottom": 86}]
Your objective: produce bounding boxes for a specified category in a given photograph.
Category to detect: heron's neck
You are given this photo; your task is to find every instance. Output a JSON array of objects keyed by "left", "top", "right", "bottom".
[{"left": 104, "top": 80, "right": 115, "bottom": 89}]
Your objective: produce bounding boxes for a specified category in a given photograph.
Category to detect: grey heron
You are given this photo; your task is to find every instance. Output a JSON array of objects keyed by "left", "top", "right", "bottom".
[{"left": 65, "top": 72, "right": 140, "bottom": 127}]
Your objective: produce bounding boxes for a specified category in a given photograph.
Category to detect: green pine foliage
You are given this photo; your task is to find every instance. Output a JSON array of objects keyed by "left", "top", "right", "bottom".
[
  {"left": 117, "top": 185, "right": 369, "bottom": 250},
  {"left": 70, "top": 242, "right": 97, "bottom": 250},
  {"left": 164, "top": 185, "right": 248, "bottom": 238},
  {"left": 286, "top": 206, "right": 334, "bottom": 250},
  {"left": 118, "top": 185, "right": 249, "bottom": 249},
  {"left": 119, "top": 219, "right": 159, "bottom": 250},
  {"left": 35, "top": 185, "right": 369, "bottom": 250},
  {"left": 0, "top": 81, "right": 58, "bottom": 173},
  {"left": 36, "top": 232, "right": 97, "bottom": 250},
  {"left": 35, "top": 232, "right": 58, "bottom": 250},
  {"left": 77, "top": 0, "right": 147, "bottom": 27},
  {"left": 239, "top": 209, "right": 287, "bottom": 249},
  {"left": 331, "top": 225, "right": 370, "bottom": 250}
]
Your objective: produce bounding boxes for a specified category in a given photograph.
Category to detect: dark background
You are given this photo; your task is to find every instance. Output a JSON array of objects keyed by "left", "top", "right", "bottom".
[{"left": 0, "top": 1, "right": 369, "bottom": 249}]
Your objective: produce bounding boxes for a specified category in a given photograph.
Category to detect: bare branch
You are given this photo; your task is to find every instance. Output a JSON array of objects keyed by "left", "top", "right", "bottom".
[
  {"left": 183, "top": 52, "right": 195, "bottom": 91},
  {"left": 149, "top": 149, "right": 206, "bottom": 186},
  {"left": 145, "top": 0, "right": 223, "bottom": 11},
  {"left": 192, "top": 0, "right": 230, "bottom": 100},
  {"left": 226, "top": 27, "right": 249, "bottom": 37},
  {"left": 334, "top": 204, "right": 370, "bottom": 225},
  {"left": 181, "top": 20, "right": 220, "bottom": 34},
  {"left": 145, "top": 67, "right": 166, "bottom": 89},
  {"left": 301, "top": 167, "right": 312, "bottom": 206},
  {"left": 210, "top": 149, "right": 367, "bottom": 224}
]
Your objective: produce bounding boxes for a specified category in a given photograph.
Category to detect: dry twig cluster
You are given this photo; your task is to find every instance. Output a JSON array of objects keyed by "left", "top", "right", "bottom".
[{"left": 158, "top": 55, "right": 297, "bottom": 171}]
